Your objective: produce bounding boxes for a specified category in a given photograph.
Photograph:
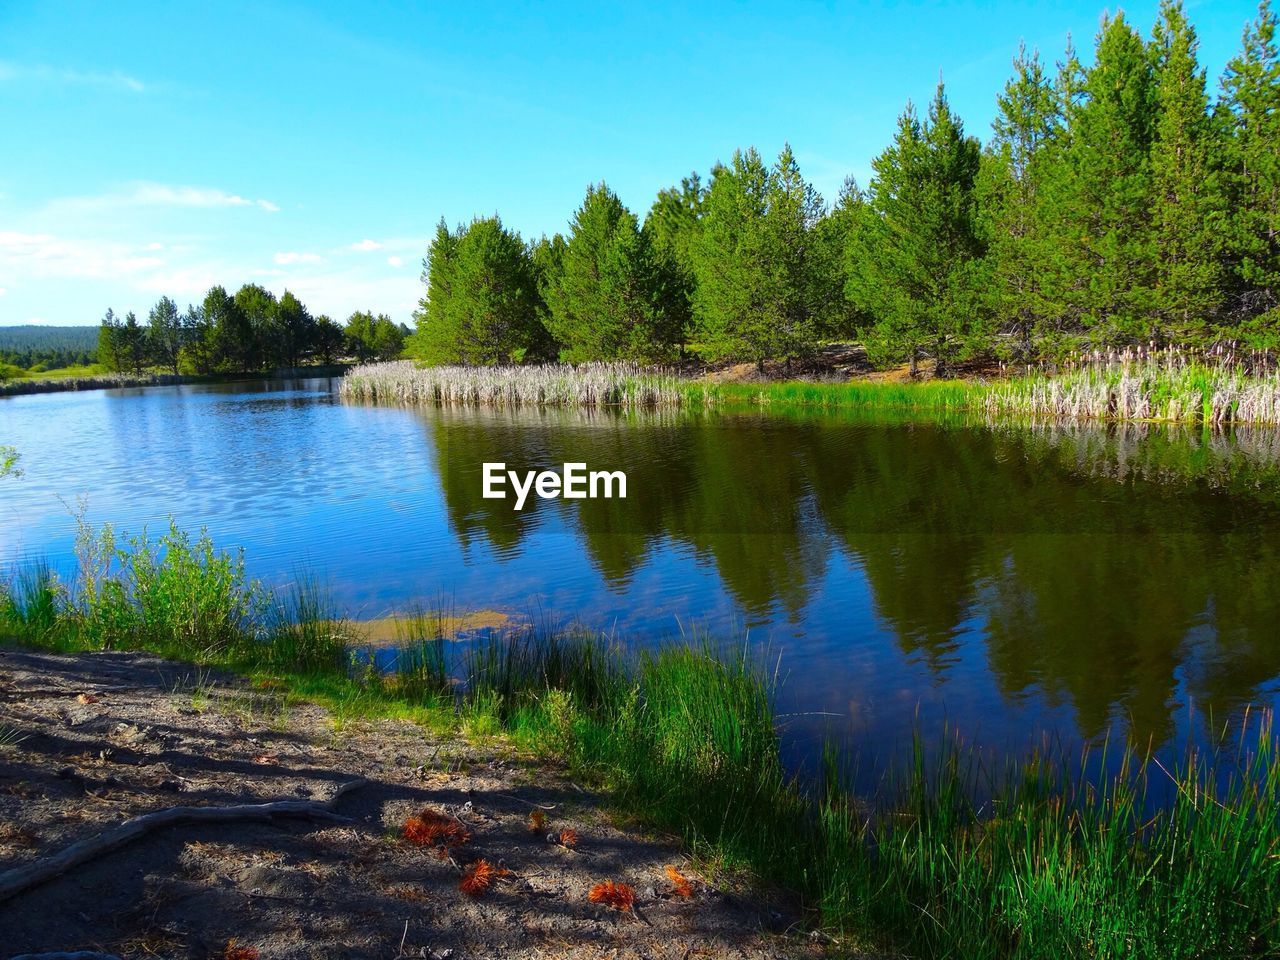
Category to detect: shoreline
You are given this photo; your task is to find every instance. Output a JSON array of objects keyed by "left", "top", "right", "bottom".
[
  {"left": 0, "top": 646, "right": 823, "bottom": 959},
  {"left": 0, "top": 365, "right": 351, "bottom": 398},
  {"left": 340, "top": 358, "right": 1280, "bottom": 428},
  {"left": 4, "top": 521, "right": 1279, "bottom": 958}
]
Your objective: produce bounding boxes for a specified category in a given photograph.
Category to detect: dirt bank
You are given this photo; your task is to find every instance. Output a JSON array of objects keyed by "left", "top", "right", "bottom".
[{"left": 0, "top": 648, "right": 850, "bottom": 960}]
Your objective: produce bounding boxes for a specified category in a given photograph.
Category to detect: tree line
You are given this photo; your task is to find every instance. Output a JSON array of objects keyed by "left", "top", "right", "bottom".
[
  {"left": 97, "top": 285, "right": 409, "bottom": 375},
  {"left": 408, "top": 0, "right": 1280, "bottom": 373},
  {"left": 0, "top": 326, "right": 97, "bottom": 373}
]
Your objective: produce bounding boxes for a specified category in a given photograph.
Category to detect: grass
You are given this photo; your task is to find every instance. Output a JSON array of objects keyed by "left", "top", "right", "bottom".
[
  {"left": 342, "top": 357, "right": 1280, "bottom": 427},
  {"left": 340, "top": 360, "right": 685, "bottom": 409},
  {"left": 2, "top": 520, "right": 1278, "bottom": 957}
]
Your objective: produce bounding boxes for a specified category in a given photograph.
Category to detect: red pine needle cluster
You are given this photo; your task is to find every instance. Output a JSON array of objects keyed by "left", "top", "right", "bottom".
[
  {"left": 665, "top": 864, "right": 694, "bottom": 897},
  {"left": 223, "top": 941, "right": 259, "bottom": 960},
  {"left": 588, "top": 880, "right": 636, "bottom": 912},
  {"left": 459, "top": 858, "right": 495, "bottom": 896},
  {"left": 402, "top": 806, "right": 472, "bottom": 856},
  {"left": 528, "top": 809, "right": 547, "bottom": 832},
  {"left": 558, "top": 828, "right": 578, "bottom": 849}
]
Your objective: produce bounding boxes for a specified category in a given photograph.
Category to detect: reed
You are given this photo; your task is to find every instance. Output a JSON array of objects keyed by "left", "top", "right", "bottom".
[
  {"left": 340, "top": 360, "right": 685, "bottom": 409},
  {"left": 342, "top": 357, "right": 1280, "bottom": 426}
]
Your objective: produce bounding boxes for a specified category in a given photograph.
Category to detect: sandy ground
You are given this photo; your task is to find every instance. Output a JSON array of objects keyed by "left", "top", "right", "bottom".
[{"left": 0, "top": 647, "right": 860, "bottom": 960}]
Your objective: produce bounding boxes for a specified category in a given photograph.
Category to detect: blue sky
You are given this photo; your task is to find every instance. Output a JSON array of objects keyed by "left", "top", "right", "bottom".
[{"left": 0, "top": 0, "right": 1261, "bottom": 327}]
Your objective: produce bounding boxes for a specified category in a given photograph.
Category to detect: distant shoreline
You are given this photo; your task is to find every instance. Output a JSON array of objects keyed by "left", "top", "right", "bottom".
[{"left": 0, "top": 365, "right": 350, "bottom": 398}]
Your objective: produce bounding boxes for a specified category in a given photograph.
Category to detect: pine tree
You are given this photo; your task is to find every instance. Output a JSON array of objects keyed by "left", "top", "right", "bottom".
[
  {"left": 273, "top": 291, "right": 314, "bottom": 369},
  {"left": 120, "top": 310, "right": 148, "bottom": 374},
  {"left": 147, "top": 295, "right": 183, "bottom": 375},
  {"left": 181, "top": 303, "right": 213, "bottom": 374},
  {"left": 846, "top": 85, "right": 986, "bottom": 374},
  {"left": 545, "top": 182, "right": 687, "bottom": 363},
  {"left": 233, "top": 284, "right": 278, "bottom": 371},
  {"left": 692, "top": 146, "right": 826, "bottom": 367},
  {"left": 409, "top": 216, "right": 546, "bottom": 364},
  {"left": 203, "top": 285, "right": 253, "bottom": 372},
  {"left": 811, "top": 177, "right": 866, "bottom": 342},
  {"left": 980, "top": 43, "right": 1060, "bottom": 358},
  {"left": 1063, "top": 13, "right": 1159, "bottom": 344},
  {"left": 97, "top": 308, "right": 124, "bottom": 372},
  {"left": 1149, "top": 0, "right": 1224, "bottom": 342},
  {"left": 1219, "top": 0, "right": 1280, "bottom": 342}
]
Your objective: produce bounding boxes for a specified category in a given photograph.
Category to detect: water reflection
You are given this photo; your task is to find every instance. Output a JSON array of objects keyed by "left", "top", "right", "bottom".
[
  {"left": 426, "top": 407, "right": 1280, "bottom": 748},
  {"left": 4, "top": 380, "right": 1280, "bottom": 776}
]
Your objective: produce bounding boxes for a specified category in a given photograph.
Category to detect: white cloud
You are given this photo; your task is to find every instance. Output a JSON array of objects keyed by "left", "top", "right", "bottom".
[
  {"left": 350, "top": 238, "right": 383, "bottom": 251},
  {"left": 145, "top": 242, "right": 164, "bottom": 251},
  {"left": 0, "top": 287, "right": 6, "bottom": 296},
  {"left": 273, "top": 251, "right": 323, "bottom": 266},
  {"left": 0, "top": 61, "right": 146, "bottom": 93},
  {"left": 387, "top": 255, "right": 404, "bottom": 268},
  {"left": 43, "top": 182, "right": 279, "bottom": 216},
  {"left": 0, "top": 230, "right": 165, "bottom": 281}
]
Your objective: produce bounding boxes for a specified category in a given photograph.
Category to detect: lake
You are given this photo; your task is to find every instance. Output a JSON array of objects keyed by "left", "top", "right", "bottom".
[{"left": 4, "top": 377, "right": 1280, "bottom": 782}]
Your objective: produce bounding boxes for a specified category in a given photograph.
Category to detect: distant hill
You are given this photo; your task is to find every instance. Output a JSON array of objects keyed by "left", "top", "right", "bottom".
[
  {"left": 0, "top": 325, "right": 99, "bottom": 352},
  {"left": 0, "top": 325, "right": 99, "bottom": 369}
]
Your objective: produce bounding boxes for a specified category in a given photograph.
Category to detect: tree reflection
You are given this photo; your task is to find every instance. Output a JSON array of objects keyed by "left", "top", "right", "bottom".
[{"left": 422, "top": 404, "right": 1280, "bottom": 744}]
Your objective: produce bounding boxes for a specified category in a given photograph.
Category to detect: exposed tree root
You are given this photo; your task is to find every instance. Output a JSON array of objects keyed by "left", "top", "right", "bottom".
[{"left": 0, "top": 778, "right": 368, "bottom": 903}]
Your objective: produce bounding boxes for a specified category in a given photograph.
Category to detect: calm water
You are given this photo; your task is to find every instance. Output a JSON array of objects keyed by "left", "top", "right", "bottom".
[{"left": 5, "top": 378, "right": 1280, "bottom": 779}]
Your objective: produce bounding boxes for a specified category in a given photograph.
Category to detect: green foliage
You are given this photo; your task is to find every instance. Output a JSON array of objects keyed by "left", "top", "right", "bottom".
[
  {"left": 312, "top": 315, "right": 346, "bottom": 365},
  {"left": 203, "top": 285, "right": 254, "bottom": 372},
  {"left": 979, "top": 44, "right": 1062, "bottom": 358},
  {"left": 272, "top": 290, "right": 315, "bottom": 369},
  {"left": 345, "top": 310, "right": 406, "bottom": 361},
  {"left": 0, "top": 325, "right": 97, "bottom": 370},
  {"left": 1219, "top": 0, "right": 1280, "bottom": 339},
  {"left": 691, "top": 145, "right": 829, "bottom": 366},
  {"left": 847, "top": 85, "right": 988, "bottom": 373},
  {"left": 408, "top": 216, "right": 549, "bottom": 364},
  {"left": 1149, "top": 0, "right": 1225, "bottom": 339},
  {"left": 1066, "top": 13, "right": 1159, "bottom": 341},
  {"left": 0, "top": 445, "right": 20, "bottom": 478},
  {"left": 147, "top": 295, "right": 183, "bottom": 375},
  {"left": 544, "top": 182, "right": 687, "bottom": 362},
  {"left": 97, "top": 308, "right": 123, "bottom": 372},
  {"left": 73, "top": 519, "right": 261, "bottom": 659}
]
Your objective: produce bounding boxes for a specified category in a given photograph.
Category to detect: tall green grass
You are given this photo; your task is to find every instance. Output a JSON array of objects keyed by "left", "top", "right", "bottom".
[{"left": 2, "top": 522, "right": 1278, "bottom": 957}]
